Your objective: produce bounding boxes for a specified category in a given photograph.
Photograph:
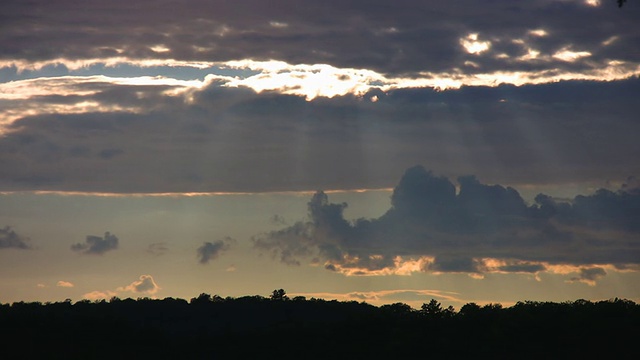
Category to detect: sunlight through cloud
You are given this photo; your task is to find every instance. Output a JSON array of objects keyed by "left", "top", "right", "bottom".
[{"left": 460, "top": 33, "right": 491, "bottom": 55}]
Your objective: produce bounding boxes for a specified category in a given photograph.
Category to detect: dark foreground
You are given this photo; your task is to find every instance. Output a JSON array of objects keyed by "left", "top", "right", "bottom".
[{"left": 2, "top": 293, "right": 638, "bottom": 359}]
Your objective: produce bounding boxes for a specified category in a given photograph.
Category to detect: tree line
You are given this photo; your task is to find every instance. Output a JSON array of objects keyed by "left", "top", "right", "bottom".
[{"left": 1, "top": 290, "right": 638, "bottom": 358}]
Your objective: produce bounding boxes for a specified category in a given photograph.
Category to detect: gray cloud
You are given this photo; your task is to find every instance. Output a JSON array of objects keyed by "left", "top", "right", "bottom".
[
  {"left": 1, "top": 1, "right": 638, "bottom": 77},
  {"left": 569, "top": 267, "right": 607, "bottom": 285},
  {"left": 71, "top": 232, "right": 119, "bottom": 255},
  {"left": 0, "top": 226, "right": 31, "bottom": 249},
  {"left": 1, "top": 78, "right": 638, "bottom": 193},
  {"left": 197, "top": 237, "right": 234, "bottom": 264},
  {"left": 252, "top": 165, "right": 640, "bottom": 278}
]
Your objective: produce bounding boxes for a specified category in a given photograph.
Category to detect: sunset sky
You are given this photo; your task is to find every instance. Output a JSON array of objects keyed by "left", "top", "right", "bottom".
[{"left": 1, "top": 0, "right": 639, "bottom": 309}]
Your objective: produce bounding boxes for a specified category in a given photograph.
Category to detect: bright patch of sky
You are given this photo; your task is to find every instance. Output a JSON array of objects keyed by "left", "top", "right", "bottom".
[
  {"left": 460, "top": 33, "right": 492, "bottom": 55},
  {"left": 3, "top": 58, "right": 639, "bottom": 102}
]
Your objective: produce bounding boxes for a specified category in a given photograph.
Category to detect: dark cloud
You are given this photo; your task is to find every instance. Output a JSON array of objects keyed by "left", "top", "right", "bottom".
[
  {"left": 621, "top": 176, "right": 640, "bottom": 193},
  {"left": 0, "top": 226, "right": 31, "bottom": 249},
  {"left": 427, "top": 256, "right": 483, "bottom": 274},
  {"left": 569, "top": 267, "right": 607, "bottom": 285},
  {"left": 253, "top": 165, "right": 640, "bottom": 279},
  {"left": 537, "top": 187, "right": 640, "bottom": 233},
  {"left": 197, "top": 237, "right": 234, "bottom": 264},
  {"left": 71, "top": 232, "right": 119, "bottom": 255},
  {"left": 1, "top": 78, "right": 639, "bottom": 193},
  {"left": 1, "top": 1, "right": 638, "bottom": 76}
]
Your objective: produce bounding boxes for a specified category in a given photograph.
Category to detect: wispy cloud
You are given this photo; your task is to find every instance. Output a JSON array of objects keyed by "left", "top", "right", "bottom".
[
  {"left": 292, "top": 289, "right": 464, "bottom": 308},
  {"left": 82, "top": 290, "right": 118, "bottom": 301},
  {"left": 147, "top": 242, "right": 168, "bottom": 257}
]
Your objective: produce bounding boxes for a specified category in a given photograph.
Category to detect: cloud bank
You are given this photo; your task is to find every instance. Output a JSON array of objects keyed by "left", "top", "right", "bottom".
[
  {"left": 2, "top": 0, "right": 639, "bottom": 79},
  {"left": 1, "top": 1, "right": 638, "bottom": 194},
  {"left": 253, "top": 165, "right": 640, "bottom": 282},
  {"left": 1, "top": 76, "right": 638, "bottom": 193}
]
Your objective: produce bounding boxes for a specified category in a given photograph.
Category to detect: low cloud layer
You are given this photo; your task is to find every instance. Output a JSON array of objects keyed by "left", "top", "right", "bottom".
[
  {"left": 1, "top": 76, "right": 638, "bottom": 193},
  {"left": 71, "top": 232, "right": 119, "bottom": 255},
  {"left": 253, "top": 165, "right": 640, "bottom": 282},
  {"left": 197, "top": 237, "right": 234, "bottom": 264}
]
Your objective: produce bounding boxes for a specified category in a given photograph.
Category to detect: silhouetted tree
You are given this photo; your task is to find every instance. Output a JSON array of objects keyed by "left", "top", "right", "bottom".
[
  {"left": 458, "top": 302, "right": 481, "bottom": 317},
  {"left": 421, "top": 299, "right": 443, "bottom": 318},
  {"left": 270, "top": 289, "right": 289, "bottom": 301},
  {"left": 1, "top": 296, "right": 638, "bottom": 358},
  {"left": 380, "top": 302, "right": 414, "bottom": 317},
  {"left": 190, "top": 292, "right": 212, "bottom": 304}
]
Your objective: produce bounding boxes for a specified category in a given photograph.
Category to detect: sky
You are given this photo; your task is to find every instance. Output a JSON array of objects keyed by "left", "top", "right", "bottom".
[{"left": 0, "top": 0, "right": 639, "bottom": 310}]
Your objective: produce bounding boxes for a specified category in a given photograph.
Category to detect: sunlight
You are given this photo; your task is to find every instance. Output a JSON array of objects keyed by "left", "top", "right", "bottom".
[
  {"left": 553, "top": 48, "right": 592, "bottom": 62},
  {"left": 602, "top": 36, "right": 619, "bottom": 46},
  {"left": 328, "top": 256, "right": 435, "bottom": 277},
  {"left": 460, "top": 33, "right": 491, "bottom": 55},
  {"left": 150, "top": 45, "right": 171, "bottom": 53},
  {"left": 528, "top": 29, "right": 548, "bottom": 37},
  {"left": 269, "top": 21, "right": 289, "bottom": 28}
]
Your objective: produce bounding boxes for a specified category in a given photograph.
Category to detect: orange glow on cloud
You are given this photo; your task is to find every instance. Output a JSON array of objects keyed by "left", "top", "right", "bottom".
[{"left": 56, "top": 281, "right": 74, "bottom": 288}]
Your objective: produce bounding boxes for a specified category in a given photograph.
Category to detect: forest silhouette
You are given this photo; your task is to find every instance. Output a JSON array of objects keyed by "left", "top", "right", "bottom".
[{"left": 2, "top": 290, "right": 638, "bottom": 359}]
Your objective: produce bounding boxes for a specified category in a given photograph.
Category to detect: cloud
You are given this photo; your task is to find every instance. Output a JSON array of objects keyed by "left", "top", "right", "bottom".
[
  {"left": 117, "top": 275, "right": 160, "bottom": 295},
  {"left": 197, "top": 237, "right": 234, "bottom": 264},
  {"left": 56, "top": 281, "right": 74, "bottom": 288},
  {"left": 1, "top": 76, "right": 639, "bottom": 194},
  {"left": 253, "top": 165, "right": 640, "bottom": 283},
  {"left": 83, "top": 275, "right": 160, "bottom": 300},
  {"left": 82, "top": 290, "right": 118, "bottom": 301},
  {"left": 1, "top": 1, "right": 638, "bottom": 79},
  {"left": 147, "top": 242, "right": 168, "bottom": 257},
  {"left": 0, "top": 226, "right": 31, "bottom": 249},
  {"left": 71, "top": 232, "right": 119, "bottom": 255},
  {"left": 568, "top": 267, "right": 607, "bottom": 286},
  {"left": 292, "top": 289, "right": 464, "bottom": 309}
]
